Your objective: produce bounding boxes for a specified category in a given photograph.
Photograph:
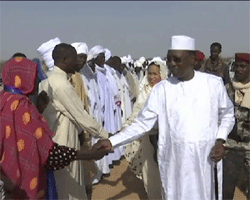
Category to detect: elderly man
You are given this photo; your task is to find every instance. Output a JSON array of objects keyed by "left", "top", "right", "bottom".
[
  {"left": 39, "top": 43, "right": 109, "bottom": 200},
  {"left": 223, "top": 53, "right": 250, "bottom": 199},
  {"left": 93, "top": 35, "right": 235, "bottom": 200},
  {"left": 203, "top": 42, "right": 230, "bottom": 85}
]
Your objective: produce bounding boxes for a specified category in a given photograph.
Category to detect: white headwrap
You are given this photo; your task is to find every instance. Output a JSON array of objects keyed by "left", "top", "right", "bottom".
[
  {"left": 138, "top": 57, "right": 146, "bottom": 64},
  {"left": 104, "top": 48, "right": 112, "bottom": 61},
  {"left": 120, "top": 56, "right": 127, "bottom": 64},
  {"left": 71, "top": 42, "right": 88, "bottom": 55},
  {"left": 127, "top": 55, "right": 133, "bottom": 64},
  {"left": 37, "top": 37, "right": 61, "bottom": 71},
  {"left": 169, "top": 35, "right": 195, "bottom": 50},
  {"left": 134, "top": 60, "right": 142, "bottom": 68},
  {"left": 87, "top": 45, "right": 105, "bottom": 61}
]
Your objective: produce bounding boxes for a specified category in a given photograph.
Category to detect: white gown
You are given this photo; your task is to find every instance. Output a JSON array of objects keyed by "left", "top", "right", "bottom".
[{"left": 109, "top": 71, "right": 235, "bottom": 200}]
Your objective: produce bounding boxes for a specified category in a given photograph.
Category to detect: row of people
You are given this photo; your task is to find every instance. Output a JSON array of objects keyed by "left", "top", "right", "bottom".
[{"left": 1, "top": 34, "right": 249, "bottom": 199}]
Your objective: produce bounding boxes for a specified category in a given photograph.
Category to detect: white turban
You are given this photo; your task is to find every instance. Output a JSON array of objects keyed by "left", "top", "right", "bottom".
[
  {"left": 104, "top": 48, "right": 112, "bottom": 61},
  {"left": 71, "top": 42, "right": 88, "bottom": 55},
  {"left": 37, "top": 37, "right": 61, "bottom": 71},
  {"left": 134, "top": 60, "right": 142, "bottom": 68},
  {"left": 87, "top": 45, "right": 105, "bottom": 61},
  {"left": 120, "top": 56, "right": 127, "bottom": 64},
  {"left": 169, "top": 35, "right": 195, "bottom": 50},
  {"left": 127, "top": 54, "right": 133, "bottom": 64},
  {"left": 138, "top": 56, "right": 146, "bottom": 64}
]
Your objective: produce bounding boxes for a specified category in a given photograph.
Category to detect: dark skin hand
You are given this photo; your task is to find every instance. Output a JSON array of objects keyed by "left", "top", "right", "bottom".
[
  {"left": 91, "top": 139, "right": 113, "bottom": 151},
  {"left": 210, "top": 139, "right": 226, "bottom": 163},
  {"left": 75, "top": 147, "right": 111, "bottom": 161},
  {"left": 36, "top": 90, "right": 50, "bottom": 114}
]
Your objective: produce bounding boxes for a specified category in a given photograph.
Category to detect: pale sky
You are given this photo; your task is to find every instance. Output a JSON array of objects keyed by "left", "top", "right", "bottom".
[{"left": 0, "top": 1, "right": 249, "bottom": 61}]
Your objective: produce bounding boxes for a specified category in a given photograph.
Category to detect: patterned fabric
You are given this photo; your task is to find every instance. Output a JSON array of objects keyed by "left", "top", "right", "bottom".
[
  {"left": 45, "top": 143, "right": 77, "bottom": 171},
  {"left": 225, "top": 82, "right": 250, "bottom": 150},
  {"left": 0, "top": 58, "right": 54, "bottom": 199},
  {"left": 204, "top": 57, "right": 230, "bottom": 85},
  {"left": 1, "top": 57, "right": 37, "bottom": 95}
]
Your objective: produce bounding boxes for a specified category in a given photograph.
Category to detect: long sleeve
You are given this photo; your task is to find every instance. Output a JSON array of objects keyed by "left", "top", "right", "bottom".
[
  {"left": 52, "top": 80, "right": 108, "bottom": 139},
  {"left": 110, "top": 86, "right": 159, "bottom": 147},
  {"left": 217, "top": 78, "right": 235, "bottom": 140}
]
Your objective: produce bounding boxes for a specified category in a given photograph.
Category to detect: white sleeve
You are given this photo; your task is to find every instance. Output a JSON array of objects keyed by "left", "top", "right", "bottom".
[
  {"left": 110, "top": 85, "right": 159, "bottom": 147},
  {"left": 53, "top": 81, "right": 109, "bottom": 139},
  {"left": 217, "top": 78, "right": 235, "bottom": 140}
]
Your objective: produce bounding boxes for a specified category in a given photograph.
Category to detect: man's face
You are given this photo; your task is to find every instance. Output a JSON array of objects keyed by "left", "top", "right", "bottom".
[
  {"left": 210, "top": 46, "right": 221, "bottom": 60},
  {"left": 112, "top": 59, "right": 121, "bottom": 71},
  {"left": 65, "top": 49, "right": 78, "bottom": 74},
  {"left": 135, "top": 67, "right": 141, "bottom": 74},
  {"left": 234, "top": 60, "right": 250, "bottom": 83},
  {"left": 95, "top": 53, "right": 105, "bottom": 67},
  {"left": 76, "top": 53, "right": 87, "bottom": 71},
  {"left": 166, "top": 50, "right": 194, "bottom": 80}
]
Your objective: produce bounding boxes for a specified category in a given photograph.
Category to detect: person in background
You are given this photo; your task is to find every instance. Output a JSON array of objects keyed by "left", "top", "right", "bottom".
[
  {"left": 123, "top": 60, "right": 168, "bottom": 199},
  {"left": 0, "top": 56, "right": 110, "bottom": 199},
  {"left": 203, "top": 42, "right": 230, "bottom": 84},
  {"left": 223, "top": 53, "right": 250, "bottom": 199}
]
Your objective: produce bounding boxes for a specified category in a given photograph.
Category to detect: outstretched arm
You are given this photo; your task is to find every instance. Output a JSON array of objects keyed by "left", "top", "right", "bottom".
[{"left": 94, "top": 84, "right": 161, "bottom": 150}]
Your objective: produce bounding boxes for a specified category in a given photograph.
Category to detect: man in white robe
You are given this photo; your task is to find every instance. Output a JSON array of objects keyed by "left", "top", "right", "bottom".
[
  {"left": 39, "top": 43, "right": 109, "bottom": 200},
  {"left": 93, "top": 35, "right": 235, "bottom": 200},
  {"left": 83, "top": 46, "right": 124, "bottom": 177}
]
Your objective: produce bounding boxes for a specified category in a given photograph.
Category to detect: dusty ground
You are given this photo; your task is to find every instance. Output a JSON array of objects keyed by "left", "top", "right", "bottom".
[
  {"left": 91, "top": 157, "right": 247, "bottom": 200},
  {"left": 91, "top": 157, "right": 148, "bottom": 200}
]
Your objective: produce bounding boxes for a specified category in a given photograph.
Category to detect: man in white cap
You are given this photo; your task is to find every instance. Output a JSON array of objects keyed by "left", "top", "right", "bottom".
[{"left": 92, "top": 35, "right": 235, "bottom": 200}]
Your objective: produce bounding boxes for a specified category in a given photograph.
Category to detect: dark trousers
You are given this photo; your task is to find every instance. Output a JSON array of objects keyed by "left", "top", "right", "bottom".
[{"left": 223, "top": 149, "right": 250, "bottom": 200}]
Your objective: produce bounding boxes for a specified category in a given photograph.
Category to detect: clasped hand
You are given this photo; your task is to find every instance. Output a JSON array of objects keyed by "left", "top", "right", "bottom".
[
  {"left": 92, "top": 139, "right": 113, "bottom": 151},
  {"left": 210, "top": 140, "right": 225, "bottom": 163}
]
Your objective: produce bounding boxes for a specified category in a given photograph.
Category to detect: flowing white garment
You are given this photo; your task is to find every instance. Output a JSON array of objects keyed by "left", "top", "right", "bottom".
[
  {"left": 84, "top": 65, "right": 124, "bottom": 175},
  {"left": 110, "top": 71, "right": 235, "bottom": 200},
  {"left": 80, "top": 64, "right": 102, "bottom": 123},
  {"left": 115, "top": 71, "right": 133, "bottom": 124}
]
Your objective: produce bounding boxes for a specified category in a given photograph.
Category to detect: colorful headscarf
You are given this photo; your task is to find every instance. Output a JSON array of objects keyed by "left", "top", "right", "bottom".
[{"left": 0, "top": 57, "right": 54, "bottom": 199}]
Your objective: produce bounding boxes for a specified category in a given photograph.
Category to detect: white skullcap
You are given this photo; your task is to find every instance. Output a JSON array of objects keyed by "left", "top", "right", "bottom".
[
  {"left": 37, "top": 37, "right": 61, "bottom": 71},
  {"left": 87, "top": 45, "right": 105, "bottom": 61},
  {"left": 169, "top": 35, "right": 195, "bottom": 50},
  {"left": 104, "top": 48, "right": 112, "bottom": 61},
  {"left": 71, "top": 42, "right": 88, "bottom": 55}
]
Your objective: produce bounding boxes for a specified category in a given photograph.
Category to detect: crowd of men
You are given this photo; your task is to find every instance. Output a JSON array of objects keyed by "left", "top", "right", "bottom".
[{"left": 0, "top": 35, "right": 250, "bottom": 200}]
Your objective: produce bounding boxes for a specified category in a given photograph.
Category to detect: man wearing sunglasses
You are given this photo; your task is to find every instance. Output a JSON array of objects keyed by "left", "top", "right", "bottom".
[{"left": 93, "top": 35, "right": 235, "bottom": 200}]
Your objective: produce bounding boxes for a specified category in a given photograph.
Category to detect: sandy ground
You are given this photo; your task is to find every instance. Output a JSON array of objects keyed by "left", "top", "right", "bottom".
[
  {"left": 91, "top": 157, "right": 247, "bottom": 200},
  {"left": 91, "top": 157, "right": 148, "bottom": 200}
]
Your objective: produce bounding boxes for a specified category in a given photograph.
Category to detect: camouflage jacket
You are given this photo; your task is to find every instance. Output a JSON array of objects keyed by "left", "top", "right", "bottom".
[{"left": 225, "top": 82, "right": 250, "bottom": 150}]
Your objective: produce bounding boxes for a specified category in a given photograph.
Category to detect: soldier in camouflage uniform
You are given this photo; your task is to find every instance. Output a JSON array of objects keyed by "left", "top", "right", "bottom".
[{"left": 223, "top": 53, "right": 250, "bottom": 199}]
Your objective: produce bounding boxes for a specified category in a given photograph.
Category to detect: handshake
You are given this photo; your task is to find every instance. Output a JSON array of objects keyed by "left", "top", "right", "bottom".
[
  {"left": 76, "top": 139, "right": 113, "bottom": 161},
  {"left": 92, "top": 139, "right": 113, "bottom": 151}
]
